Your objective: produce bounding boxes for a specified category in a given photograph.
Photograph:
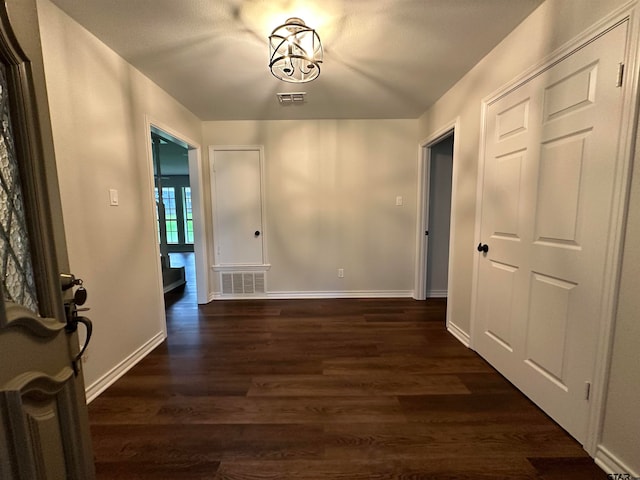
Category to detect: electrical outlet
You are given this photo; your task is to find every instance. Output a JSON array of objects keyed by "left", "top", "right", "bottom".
[{"left": 338, "top": 268, "right": 344, "bottom": 278}]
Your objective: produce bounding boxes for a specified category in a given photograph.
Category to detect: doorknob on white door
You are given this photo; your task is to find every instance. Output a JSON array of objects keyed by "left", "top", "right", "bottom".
[{"left": 254, "top": 231, "right": 261, "bottom": 237}]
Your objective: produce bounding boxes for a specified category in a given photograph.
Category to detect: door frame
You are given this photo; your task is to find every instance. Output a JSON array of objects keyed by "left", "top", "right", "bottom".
[
  {"left": 470, "top": 2, "right": 640, "bottom": 455},
  {"left": 144, "top": 116, "right": 209, "bottom": 305},
  {"left": 414, "top": 119, "right": 462, "bottom": 342}
]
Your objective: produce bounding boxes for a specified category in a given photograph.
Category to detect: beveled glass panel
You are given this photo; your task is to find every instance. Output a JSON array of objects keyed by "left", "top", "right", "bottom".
[{"left": 0, "top": 63, "right": 38, "bottom": 312}]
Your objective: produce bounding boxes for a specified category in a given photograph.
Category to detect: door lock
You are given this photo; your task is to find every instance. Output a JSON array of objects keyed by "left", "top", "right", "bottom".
[{"left": 61, "top": 274, "right": 93, "bottom": 376}]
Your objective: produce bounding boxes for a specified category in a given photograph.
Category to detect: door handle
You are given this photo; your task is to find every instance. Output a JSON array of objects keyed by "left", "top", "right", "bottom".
[
  {"left": 66, "top": 315, "right": 93, "bottom": 375},
  {"left": 477, "top": 243, "right": 489, "bottom": 253},
  {"left": 61, "top": 274, "right": 92, "bottom": 375},
  {"left": 254, "top": 230, "right": 261, "bottom": 237}
]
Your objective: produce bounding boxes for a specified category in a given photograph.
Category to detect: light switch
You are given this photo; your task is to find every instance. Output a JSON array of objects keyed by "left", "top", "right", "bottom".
[
  {"left": 109, "top": 189, "right": 119, "bottom": 206},
  {"left": 395, "top": 196, "right": 403, "bottom": 206}
]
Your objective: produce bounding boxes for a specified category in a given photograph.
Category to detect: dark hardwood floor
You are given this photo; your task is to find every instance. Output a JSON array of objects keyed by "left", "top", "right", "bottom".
[{"left": 88, "top": 254, "right": 607, "bottom": 479}]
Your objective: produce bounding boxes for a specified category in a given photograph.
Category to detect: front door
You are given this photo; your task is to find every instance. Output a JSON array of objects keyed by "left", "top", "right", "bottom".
[
  {"left": 473, "top": 22, "right": 627, "bottom": 443},
  {"left": 0, "top": 5, "right": 95, "bottom": 479}
]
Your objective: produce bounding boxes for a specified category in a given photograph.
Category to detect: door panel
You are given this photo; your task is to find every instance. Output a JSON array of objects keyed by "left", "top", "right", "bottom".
[
  {"left": 474, "top": 23, "right": 626, "bottom": 443},
  {"left": 485, "top": 260, "right": 518, "bottom": 351},
  {"left": 211, "top": 148, "right": 264, "bottom": 266},
  {"left": 1, "top": 364, "right": 86, "bottom": 479}
]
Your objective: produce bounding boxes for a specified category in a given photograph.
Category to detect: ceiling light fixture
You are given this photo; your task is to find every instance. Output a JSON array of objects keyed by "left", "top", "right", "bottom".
[{"left": 269, "top": 17, "right": 322, "bottom": 83}]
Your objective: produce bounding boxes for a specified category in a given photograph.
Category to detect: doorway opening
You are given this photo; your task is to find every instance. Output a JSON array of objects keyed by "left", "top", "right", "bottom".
[
  {"left": 148, "top": 123, "right": 207, "bottom": 307},
  {"left": 415, "top": 123, "right": 458, "bottom": 336},
  {"left": 424, "top": 134, "right": 453, "bottom": 298}
]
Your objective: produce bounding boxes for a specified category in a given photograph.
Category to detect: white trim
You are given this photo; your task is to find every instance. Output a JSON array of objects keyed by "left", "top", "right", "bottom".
[
  {"left": 588, "top": 0, "right": 640, "bottom": 457},
  {"left": 426, "top": 289, "right": 448, "bottom": 298},
  {"left": 447, "top": 322, "right": 470, "bottom": 347},
  {"left": 469, "top": 104, "right": 489, "bottom": 352},
  {"left": 595, "top": 445, "right": 638, "bottom": 477},
  {"left": 212, "top": 290, "right": 414, "bottom": 300},
  {"left": 144, "top": 116, "right": 209, "bottom": 305},
  {"left": 85, "top": 331, "right": 165, "bottom": 403},
  {"left": 212, "top": 264, "right": 271, "bottom": 272},
  {"left": 414, "top": 119, "right": 460, "bottom": 339},
  {"left": 413, "top": 141, "right": 431, "bottom": 301},
  {"left": 209, "top": 145, "right": 268, "bottom": 268},
  {"left": 142, "top": 117, "right": 167, "bottom": 336},
  {"left": 470, "top": 0, "right": 640, "bottom": 456},
  {"left": 188, "top": 147, "right": 209, "bottom": 305}
]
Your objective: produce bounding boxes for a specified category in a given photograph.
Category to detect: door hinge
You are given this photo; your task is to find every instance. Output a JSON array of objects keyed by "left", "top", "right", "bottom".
[
  {"left": 584, "top": 381, "right": 591, "bottom": 401},
  {"left": 616, "top": 63, "right": 625, "bottom": 88}
]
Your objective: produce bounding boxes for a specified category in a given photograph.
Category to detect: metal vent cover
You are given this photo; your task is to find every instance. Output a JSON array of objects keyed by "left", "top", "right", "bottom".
[
  {"left": 221, "top": 272, "right": 266, "bottom": 295},
  {"left": 276, "top": 92, "right": 306, "bottom": 105}
]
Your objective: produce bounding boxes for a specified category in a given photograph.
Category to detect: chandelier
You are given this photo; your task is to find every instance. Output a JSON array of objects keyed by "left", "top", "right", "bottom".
[{"left": 269, "top": 17, "right": 323, "bottom": 83}]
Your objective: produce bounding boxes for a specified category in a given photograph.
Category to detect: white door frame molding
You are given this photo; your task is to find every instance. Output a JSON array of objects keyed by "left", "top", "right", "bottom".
[
  {"left": 144, "top": 116, "right": 209, "bottom": 305},
  {"left": 470, "top": 1, "right": 640, "bottom": 456},
  {"left": 414, "top": 119, "right": 465, "bottom": 344}
]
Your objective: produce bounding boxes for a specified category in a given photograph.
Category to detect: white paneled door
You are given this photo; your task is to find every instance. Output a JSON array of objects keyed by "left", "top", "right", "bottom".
[
  {"left": 210, "top": 147, "right": 265, "bottom": 266},
  {"left": 474, "top": 22, "right": 627, "bottom": 443}
]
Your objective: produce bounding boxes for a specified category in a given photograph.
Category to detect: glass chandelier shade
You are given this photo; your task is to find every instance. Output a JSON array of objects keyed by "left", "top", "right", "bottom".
[{"left": 269, "top": 17, "right": 323, "bottom": 83}]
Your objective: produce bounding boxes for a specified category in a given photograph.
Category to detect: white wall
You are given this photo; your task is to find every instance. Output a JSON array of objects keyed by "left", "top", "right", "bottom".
[
  {"left": 36, "top": 0, "right": 203, "bottom": 398},
  {"left": 202, "top": 120, "right": 418, "bottom": 296},
  {"left": 416, "top": 0, "right": 638, "bottom": 473},
  {"left": 598, "top": 123, "right": 640, "bottom": 475}
]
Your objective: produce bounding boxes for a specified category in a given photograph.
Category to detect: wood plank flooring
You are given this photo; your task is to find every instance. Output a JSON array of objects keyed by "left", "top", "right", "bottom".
[{"left": 89, "top": 260, "right": 606, "bottom": 479}]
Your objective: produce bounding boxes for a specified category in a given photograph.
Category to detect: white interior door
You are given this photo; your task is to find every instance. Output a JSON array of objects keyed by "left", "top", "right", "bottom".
[
  {"left": 474, "top": 22, "right": 627, "bottom": 443},
  {"left": 211, "top": 147, "right": 265, "bottom": 266}
]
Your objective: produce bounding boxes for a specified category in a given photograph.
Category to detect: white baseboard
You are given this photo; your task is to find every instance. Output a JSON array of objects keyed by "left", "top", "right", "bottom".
[
  {"left": 85, "top": 331, "right": 166, "bottom": 403},
  {"left": 447, "top": 321, "right": 470, "bottom": 347},
  {"left": 210, "top": 290, "right": 414, "bottom": 300},
  {"left": 426, "top": 290, "right": 448, "bottom": 298},
  {"left": 595, "top": 445, "right": 639, "bottom": 477},
  {"left": 206, "top": 291, "right": 216, "bottom": 303}
]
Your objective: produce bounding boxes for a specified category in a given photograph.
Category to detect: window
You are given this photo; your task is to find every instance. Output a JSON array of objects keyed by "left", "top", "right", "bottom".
[
  {"left": 162, "top": 187, "right": 179, "bottom": 243},
  {"left": 155, "top": 184, "right": 193, "bottom": 249},
  {"left": 183, "top": 187, "right": 194, "bottom": 244}
]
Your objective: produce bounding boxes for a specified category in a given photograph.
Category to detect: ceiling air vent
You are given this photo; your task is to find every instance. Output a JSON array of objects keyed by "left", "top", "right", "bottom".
[{"left": 277, "top": 92, "right": 306, "bottom": 105}]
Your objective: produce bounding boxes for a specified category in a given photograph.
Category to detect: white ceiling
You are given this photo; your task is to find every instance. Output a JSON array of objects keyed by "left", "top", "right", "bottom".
[{"left": 49, "top": 0, "right": 544, "bottom": 121}]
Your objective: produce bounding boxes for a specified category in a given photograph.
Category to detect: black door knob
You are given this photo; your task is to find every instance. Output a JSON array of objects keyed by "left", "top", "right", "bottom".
[
  {"left": 477, "top": 243, "right": 489, "bottom": 253},
  {"left": 255, "top": 231, "right": 261, "bottom": 237}
]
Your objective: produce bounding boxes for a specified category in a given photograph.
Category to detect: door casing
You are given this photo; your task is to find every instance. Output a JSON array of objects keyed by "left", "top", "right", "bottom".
[
  {"left": 414, "top": 120, "right": 463, "bottom": 343},
  {"left": 144, "top": 117, "right": 208, "bottom": 305}
]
